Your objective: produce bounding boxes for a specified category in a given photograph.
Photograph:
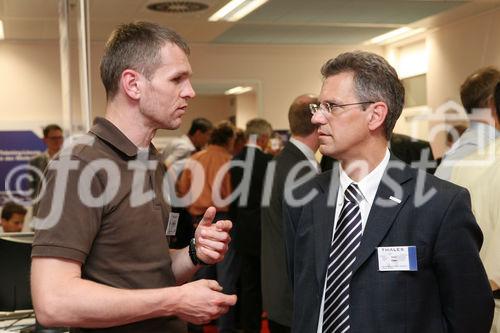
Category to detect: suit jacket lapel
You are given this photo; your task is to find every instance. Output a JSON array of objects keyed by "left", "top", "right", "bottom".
[
  {"left": 351, "top": 159, "right": 413, "bottom": 274},
  {"left": 314, "top": 163, "right": 340, "bottom": 288}
]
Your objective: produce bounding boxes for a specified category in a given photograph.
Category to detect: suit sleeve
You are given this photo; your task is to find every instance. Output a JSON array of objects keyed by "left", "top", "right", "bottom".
[
  {"left": 283, "top": 196, "right": 303, "bottom": 290},
  {"left": 433, "top": 188, "right": 494, "bottom": 333}
]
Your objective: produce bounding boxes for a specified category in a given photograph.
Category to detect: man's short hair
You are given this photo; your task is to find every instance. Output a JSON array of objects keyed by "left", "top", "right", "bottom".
[
  {"left": 289, "top": 94, "right": 319, "bottom": 136},
  {"left": 188, "top": 118, "right": 213, "bottom": 136},
  {"left": 495, "top": 81, "right": 500, "bottom": 119},
  {"left": 100, "top": 21, "right": 190, "bottom": 100},
  {"left": 43, "top": 124, "right": 62, "bottom": 138},
  {"left": 245, "top": 118, "right": 273, "bottom": 138},
  {"left": 460, "top": 66, "right": 500, "bottom": 114},
  {"left": 209, "top": 121, "right": 235, "bottom": 146},
  {"left": 321, "top": 51, "right": 405, "bottom": 140},
  {"left": 1, "top": 201, "right": 27, "bottom": 221}
]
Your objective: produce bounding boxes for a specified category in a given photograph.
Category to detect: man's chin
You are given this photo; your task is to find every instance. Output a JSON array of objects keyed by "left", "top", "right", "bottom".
[
  {"left": 319, "top": 145, "right": 338, "bottom": 159},
  {"left": 161, "top": 119, "right": 182, "bottom": 130}
]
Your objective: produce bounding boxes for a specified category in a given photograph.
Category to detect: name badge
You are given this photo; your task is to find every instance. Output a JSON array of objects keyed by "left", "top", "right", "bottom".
[
  {"left": 166, "top": 212, "right": 180, "bottom": 236},
  {"left": 377, "top": 246, "right": 418, "bottom": 271}
]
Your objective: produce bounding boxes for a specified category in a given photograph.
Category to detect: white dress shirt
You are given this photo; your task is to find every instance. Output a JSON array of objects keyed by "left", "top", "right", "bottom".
[{"left": 316, "top": 148, "right": 390, "bottom": 332}]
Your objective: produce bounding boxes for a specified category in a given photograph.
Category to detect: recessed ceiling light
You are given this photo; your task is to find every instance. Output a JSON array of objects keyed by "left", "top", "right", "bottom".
[{"left": 225, "top": 86, "right": 253, "bottom": 95}]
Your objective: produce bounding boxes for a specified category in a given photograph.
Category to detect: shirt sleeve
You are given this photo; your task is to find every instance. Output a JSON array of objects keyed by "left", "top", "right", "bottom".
[{"left": 32, "top": 156, "right": 104, "bottom": 263}]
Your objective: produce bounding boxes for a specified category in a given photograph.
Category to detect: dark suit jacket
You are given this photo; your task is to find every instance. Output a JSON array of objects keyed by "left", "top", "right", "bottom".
[
  {"left": 261, "top": 141, "right": 318, "bottom": 326},
  {"left": 390, "top": 133, "right": 436, "bottom": 173},
  {"left": 230, "top": 146, "right": 273, "bottom": 257},
  {"left": 284, "top": 158, "right": 494, "bottom": 333}
]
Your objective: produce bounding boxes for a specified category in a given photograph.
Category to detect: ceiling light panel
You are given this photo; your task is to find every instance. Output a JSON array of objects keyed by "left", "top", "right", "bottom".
[{"left": 209, "top": 0, "right": 268, "bottom": 22}]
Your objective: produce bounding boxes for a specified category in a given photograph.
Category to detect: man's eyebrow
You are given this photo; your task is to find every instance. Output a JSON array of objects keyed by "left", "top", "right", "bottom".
[
  {"left": 172, "top": 69, "right": 193, "bottom": 77},
  {"left": 321, "top": 98, "right": 342, "bottom": 104}
]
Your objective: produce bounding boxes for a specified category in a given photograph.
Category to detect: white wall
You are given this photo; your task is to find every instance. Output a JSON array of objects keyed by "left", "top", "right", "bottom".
[
  {"left": 0, "top": 41, "right": 62, "bottom": 135},
  {"left": 235, "top": 91, "right": 258, "bottom": 129},
  {"left": 0, "top": 40, "right": 84, "bottom": 137}
]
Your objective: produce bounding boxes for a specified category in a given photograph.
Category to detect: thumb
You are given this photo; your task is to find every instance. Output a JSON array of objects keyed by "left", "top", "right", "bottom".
[
  {"left": 206, "top": 279, "right": 223, "bottom": 291},
  {"left": 199, "top": 207, "right": 216, "bottom": 226},
  {"left": 218, "top": 294, "right": 238, "bottom": 306}
]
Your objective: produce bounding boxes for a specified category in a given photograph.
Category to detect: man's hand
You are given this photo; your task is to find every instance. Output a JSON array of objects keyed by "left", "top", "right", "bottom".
[
  {"left": 194, "top": 207, "right": 232, "bottom": 265},
  {"left": 175, "top": 279, "right": 237, "bottom": 324}
]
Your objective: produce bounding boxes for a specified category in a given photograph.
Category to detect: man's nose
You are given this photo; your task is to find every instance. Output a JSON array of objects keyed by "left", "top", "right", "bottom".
[
  {"left": 182, "top": 80, "right": 196, "bottom": 99},
  {"left": 311, "top": 110, "right": 327, "bottom": 125}
]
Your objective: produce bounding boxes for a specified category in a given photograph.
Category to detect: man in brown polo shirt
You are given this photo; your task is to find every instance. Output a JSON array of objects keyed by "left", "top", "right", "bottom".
[{"left": 30, "top": 22, "right": 236, "bottom": 332}]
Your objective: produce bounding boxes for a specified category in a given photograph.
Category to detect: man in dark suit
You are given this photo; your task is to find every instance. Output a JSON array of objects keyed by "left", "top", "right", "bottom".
[
  {"left": 230, "top": 118, "right": 274, "bottom": 333},
  {"left": 284, "top": 51, "right": 494, "bottom": 333},
  {"left": 29, "top": 124, "right": 64, "bottom": 201},
  {"left": 261, "top": 94, "right": 320, "bottom": 333}
]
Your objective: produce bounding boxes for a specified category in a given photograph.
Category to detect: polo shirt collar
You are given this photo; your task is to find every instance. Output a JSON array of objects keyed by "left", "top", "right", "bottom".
[{"left": 90, "top": 117, "right": 140, "bottom": 157}]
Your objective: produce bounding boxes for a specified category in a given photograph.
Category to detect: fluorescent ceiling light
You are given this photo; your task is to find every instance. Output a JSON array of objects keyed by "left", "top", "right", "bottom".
[
  {"left": 225, "top": 86, "right": 253, "bottom": 95},
  {"left": 0, "top": 20, "right": 4, "bottom": 40},
  {"left": 209, "top": 0, "right": 268, "bottom": 22},
  {"left": 368, "top": 27, "right": 426, "bottom": 45}
]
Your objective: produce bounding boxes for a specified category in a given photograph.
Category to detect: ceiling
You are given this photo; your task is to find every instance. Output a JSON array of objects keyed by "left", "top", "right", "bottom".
[{"left": 1, "top": 0, "right": 500, "bottom": 45}]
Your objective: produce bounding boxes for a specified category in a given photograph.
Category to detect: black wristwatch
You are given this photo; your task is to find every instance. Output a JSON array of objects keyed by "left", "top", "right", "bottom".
[{"left": 189, "top": 238, "right": 208, "bottom": 266}]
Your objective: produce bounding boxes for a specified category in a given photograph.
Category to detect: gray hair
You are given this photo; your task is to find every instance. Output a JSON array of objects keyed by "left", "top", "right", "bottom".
[
  {"left": 245, "top": 118, "right": 273, "bottom": 139},
  {"left": 321, "top": 51, "right": 405, "bottom": 139}
]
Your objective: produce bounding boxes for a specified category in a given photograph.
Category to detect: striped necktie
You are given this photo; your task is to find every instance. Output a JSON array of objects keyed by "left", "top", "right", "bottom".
[{"left": 322, "top": 183, "right": 363, "bottom": 333}]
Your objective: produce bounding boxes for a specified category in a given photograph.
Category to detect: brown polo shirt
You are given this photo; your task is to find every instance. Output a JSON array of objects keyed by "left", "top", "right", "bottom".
[{"left": 32, "top": 117, "right": 186, "bottom": 333}]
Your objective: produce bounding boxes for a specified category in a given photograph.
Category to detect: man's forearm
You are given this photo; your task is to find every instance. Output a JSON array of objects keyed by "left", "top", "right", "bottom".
[
  {"left": 31, "top": 258, "right": 183, "bottom": 328},
  {"left": 170, "top": 247, "right": 198, "bottom": 284}
]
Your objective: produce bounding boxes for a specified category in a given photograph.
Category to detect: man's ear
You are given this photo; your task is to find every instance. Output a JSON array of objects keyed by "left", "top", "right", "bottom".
[
  {"left": 121, "top": 69, "right": 141, "bottom": 100},
  {"left": 367, "top": 102, "right": 389, "bottom": 133}
]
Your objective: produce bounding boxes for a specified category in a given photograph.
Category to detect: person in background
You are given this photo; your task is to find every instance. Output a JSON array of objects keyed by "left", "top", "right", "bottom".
[
  {"left": 445, "top": 124, "right": 468, "bottom": 149},
  {"left": 162, "top": 117, "right": 213, "bottom": 174},
  {"left": 434, "top": 124, "right": 468, "bottom": 168},
  {"left": 435, "top": 66, "right": 500, "bottom": 180},
  {"left": 1, "top": 201, "right": 27, "bottom": 233},
  {"left": 177, "top": 121, "right": 239, "bottom": 333},
  {"left": 177, "top": 121, "right": 236, "bottom": 222},
  {"left": 231, "top": 118, "right": 273, "bottom": 333},
  {"left": 29, "top": 124, "right": 64, "bottom": 200},
  {"left": 449, "top": 81, "right": 500, "bottom": 333},
  {"left": 261, "top": 94, "right": 320, "bottom": 333},
  {"left": 163, "top": 118, "right": 213, "bottom": 250},
  {"left": 31, "top": 22, "right": 235, "bottom": 332},
  {"left": 232, "top": 128, "right": 246, "bottom": 157},
  {"left": 284, "top": 51, "right": 493, "bottom": 332}
]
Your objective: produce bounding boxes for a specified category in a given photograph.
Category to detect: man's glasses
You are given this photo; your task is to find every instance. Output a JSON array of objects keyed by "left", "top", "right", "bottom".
[{"left": 309, "top": 101, "right": 374, "bottom": 115}]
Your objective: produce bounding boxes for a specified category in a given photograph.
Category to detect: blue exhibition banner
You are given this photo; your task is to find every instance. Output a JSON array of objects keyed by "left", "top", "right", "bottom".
[{"left": 0, "top": 131, "right": 46, "bottom": 205}]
